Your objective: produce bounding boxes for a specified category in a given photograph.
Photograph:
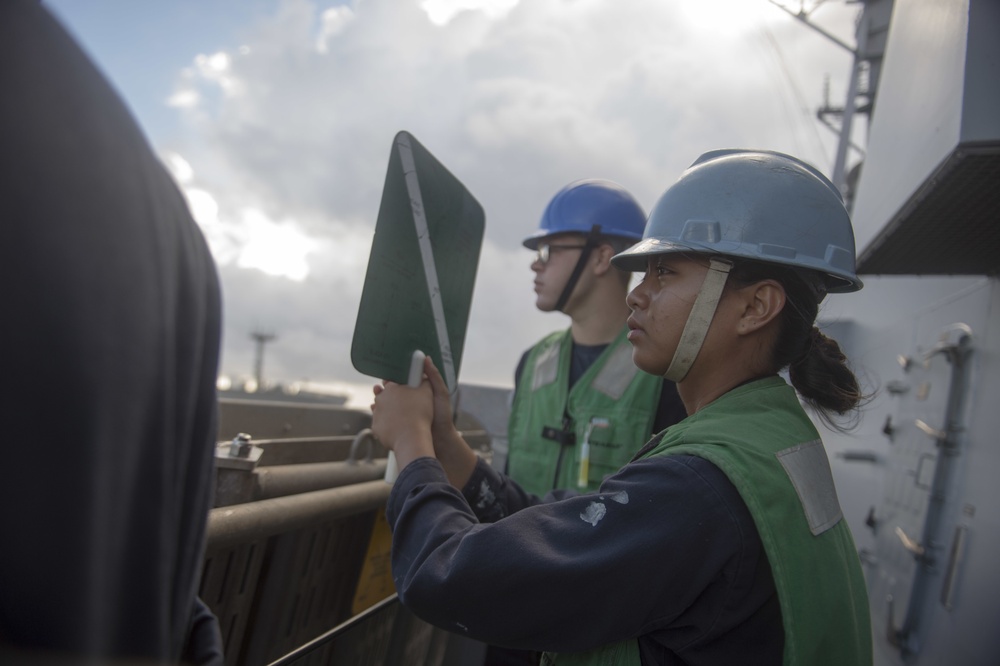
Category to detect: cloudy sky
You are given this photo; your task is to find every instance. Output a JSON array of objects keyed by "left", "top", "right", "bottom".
[{"left": 43, "top": 0, "right": 861, "bottom": 406}]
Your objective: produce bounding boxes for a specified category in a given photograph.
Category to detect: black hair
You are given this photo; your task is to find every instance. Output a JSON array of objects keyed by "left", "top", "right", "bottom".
[{"left": 728, "top": 260, "right": 867, "bottom": 430}]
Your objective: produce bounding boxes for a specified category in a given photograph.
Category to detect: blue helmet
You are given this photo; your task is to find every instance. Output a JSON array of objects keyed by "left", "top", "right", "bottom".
[{"left": 522, "top": 179, "right": 647, "bottom": 249}]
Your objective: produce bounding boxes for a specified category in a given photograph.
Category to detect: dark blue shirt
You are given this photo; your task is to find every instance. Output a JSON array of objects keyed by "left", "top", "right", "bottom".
[{"left": 386, "top": 451, "right": 783, "bottom": 665}]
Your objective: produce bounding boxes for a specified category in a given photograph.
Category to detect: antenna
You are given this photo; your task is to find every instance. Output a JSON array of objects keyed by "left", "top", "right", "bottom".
[
  {"left": 767, "top": 0, "right": 856, "bottom": 53},
  {"left": 769, "top": 0, "right": 873, "bottom": 203},
  {"left": 251, "top": 330, "right": 277, "bottom": 388}
]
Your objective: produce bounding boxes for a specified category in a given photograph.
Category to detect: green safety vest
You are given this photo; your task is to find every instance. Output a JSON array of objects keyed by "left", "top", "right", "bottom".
[
  {"left": 543, "top": 377, "right": 873, "bottom": 666},
  {"left": 507, "top": 327, "right": 662, "bottom": 495}
]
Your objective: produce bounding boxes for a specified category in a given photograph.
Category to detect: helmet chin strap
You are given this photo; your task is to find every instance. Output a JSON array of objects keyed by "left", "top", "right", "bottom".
[
  {"left": 663, "top": 258, "right": 733, "bottom": 382},
  {"left": 554, "top": 224, "right": 602, "bottom": 313}
]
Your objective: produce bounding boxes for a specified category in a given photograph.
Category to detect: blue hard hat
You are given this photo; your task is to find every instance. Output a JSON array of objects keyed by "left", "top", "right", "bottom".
[
  {"left": 612, "top": 150, "right": 863, "bottom": 293},
  {"left": 522, "top": 179, "right": 647, "bottom": 249}
]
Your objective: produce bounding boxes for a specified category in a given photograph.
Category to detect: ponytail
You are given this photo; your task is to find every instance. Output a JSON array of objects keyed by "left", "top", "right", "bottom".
[
  {"left": 729, "top": 260, "right": 866, "bottom": 429},
  {"left": 788, "top": 327, "right": 864, "bottom": 428}
]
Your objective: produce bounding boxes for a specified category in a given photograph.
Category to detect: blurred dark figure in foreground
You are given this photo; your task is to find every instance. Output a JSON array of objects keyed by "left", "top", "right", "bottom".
[{"left": 0, "top": 1, "right": 224, "bottom": 663}]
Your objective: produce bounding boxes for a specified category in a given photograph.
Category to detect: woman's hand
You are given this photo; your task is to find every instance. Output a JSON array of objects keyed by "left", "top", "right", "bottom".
[
  {"left": 421, "top": 356, "right": 479, "bottom": 488},
  {"left": 371, "top": 377, "right": 434, "bottom": 470}
]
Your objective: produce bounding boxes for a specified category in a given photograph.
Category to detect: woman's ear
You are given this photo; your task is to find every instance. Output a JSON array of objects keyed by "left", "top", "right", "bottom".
[{"left": 736, "top": 280, "right": 786, "bottom": 335}]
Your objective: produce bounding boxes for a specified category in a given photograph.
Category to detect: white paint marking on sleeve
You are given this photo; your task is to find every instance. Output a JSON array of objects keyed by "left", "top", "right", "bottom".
[
  {"left": 475, "top": 478, "right": 496, "bottom": 509},
  {"left": 609, "top": 490, "right": 629, "bottom": 505},
  {"left": 580, "top": 501, "right": 607, "bottom": 527}
]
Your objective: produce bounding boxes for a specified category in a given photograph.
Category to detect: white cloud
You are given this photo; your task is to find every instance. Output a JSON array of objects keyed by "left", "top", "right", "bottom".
[
  {"left": 165, "top": 151, "right": 194, "bottom": 183},
  {"left": 316, "top": 5, "right": 356, "bottom": 52},
  {"left": 420, "top": 0, "right": 520, "bottom": 26},
  {"left": 167, "top": 89, "right": 199, "bottom": 108},
  {"left": 193, "top": 51, "right": 243, "bottom": 97},
  {"left": 152, "top": 0, "right": 859, "bottom": 390},
  {"left": 170, "top": 157, "right": 331, "bottom": 283},
  {"left": 234, "top": 209, "right": 318, "bottom": 282}
]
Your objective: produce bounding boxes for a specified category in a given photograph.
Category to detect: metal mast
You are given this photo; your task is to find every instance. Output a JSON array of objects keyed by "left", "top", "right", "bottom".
[
  {"left": 251, "top": 330, "right": 277, "bottom": 388},
  {"left": 768, "top": 0, "right": 891, "bottom": 206}
]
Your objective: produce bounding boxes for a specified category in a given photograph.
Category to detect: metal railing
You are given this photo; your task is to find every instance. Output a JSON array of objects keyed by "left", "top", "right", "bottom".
[{"left": 203, "top": 399, "right": 493, "bottom": 666}]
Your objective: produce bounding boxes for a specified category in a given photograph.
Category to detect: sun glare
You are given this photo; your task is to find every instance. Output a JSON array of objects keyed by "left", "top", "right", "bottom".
[
  {"left": 677, "top": 0, "right": 784, "bottom": 36},
  {"left": 420, "top": 0, "right": 520, "bottom": 26},
  {"left": 236, "top": 209, "right": 317, "bottom": 282}
]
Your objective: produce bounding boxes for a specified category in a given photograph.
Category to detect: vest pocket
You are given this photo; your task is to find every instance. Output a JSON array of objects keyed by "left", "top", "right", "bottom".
[{"left": 576, "top": 422, "right": 633, "bottom": 488}]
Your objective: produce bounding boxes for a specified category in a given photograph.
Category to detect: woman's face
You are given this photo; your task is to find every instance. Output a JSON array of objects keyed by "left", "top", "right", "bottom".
[{"left": 625, "top": 254, "right": 710, "bottom": 376}]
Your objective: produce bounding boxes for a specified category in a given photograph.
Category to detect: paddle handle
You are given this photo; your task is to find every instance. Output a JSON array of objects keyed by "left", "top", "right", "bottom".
[{"left": 384, "top": 350, "right": 426, "bottom": 483}]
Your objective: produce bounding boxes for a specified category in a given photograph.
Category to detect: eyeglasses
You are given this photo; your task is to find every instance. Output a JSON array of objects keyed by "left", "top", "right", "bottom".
[{"left": 535, "top": 243, "right": 587, "bottom": 265}]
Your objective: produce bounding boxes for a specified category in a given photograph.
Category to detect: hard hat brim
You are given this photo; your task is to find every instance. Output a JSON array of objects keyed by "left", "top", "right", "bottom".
[
  {"left": 522, "top": 229, "right": 552, "bottom": 250},
  {"left": 610, "top": 237, "right": 697, "bottom": 272},
  {"left": 611, "top": 237, "right": 864, "bottom": 293}
]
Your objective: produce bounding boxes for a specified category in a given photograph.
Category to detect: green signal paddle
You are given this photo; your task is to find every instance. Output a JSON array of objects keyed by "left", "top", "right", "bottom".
[{"left": 351, "top": 131, "right": 485, "bottom": 479}]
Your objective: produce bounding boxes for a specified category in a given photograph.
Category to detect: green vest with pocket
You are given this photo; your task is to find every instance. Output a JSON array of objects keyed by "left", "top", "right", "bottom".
[
  {"left": 507, "top": 327, "right": 662, "bottom": 495},
  {"left": 542, "top": 377, "right": 872, "bottom": 666}
]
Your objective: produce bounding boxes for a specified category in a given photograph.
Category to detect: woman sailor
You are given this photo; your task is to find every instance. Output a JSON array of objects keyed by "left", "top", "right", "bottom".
[{"left": 371, "top": 149, "right": 873, "bottom": 665}]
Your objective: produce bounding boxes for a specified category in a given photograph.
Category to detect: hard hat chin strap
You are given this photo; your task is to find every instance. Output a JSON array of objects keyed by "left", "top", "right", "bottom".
[
  {"left": 555, "top": 224, "right": 602, "bottom": 313},
  {"left": 664, "top": 258, "right": 733, "bottom": 382}
]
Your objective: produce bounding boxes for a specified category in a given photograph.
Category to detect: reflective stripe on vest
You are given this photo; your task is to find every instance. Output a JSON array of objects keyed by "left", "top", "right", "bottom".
[
  {"left": 541, "top": 378, "right": 871, "bottom": 666},
  {"left": 643, "top": 377, "right": 872, "bottom": 666}
]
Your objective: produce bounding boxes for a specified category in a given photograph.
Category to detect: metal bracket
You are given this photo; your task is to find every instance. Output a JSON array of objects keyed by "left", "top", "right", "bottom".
[
  {"left": 880, "top": 322, "right": 974, "bottom": 660},
  {"left": 940, "top": 525, "right": 968, "bottom": 610},
  {"left": 837, "top": 449, "right": 879, "bottom": 463},
  {"left": 915, "top": 419, "right": 947, "bottom": 442},
  {"left": 348, "top": 428, "right": 377, "bottom": 465},
  {"left": 216, "top": 432, "right": 264, "bottom": 471},
  {"left": 886, "top": 594, "right": 901, "bottom": 648},
  {"left": 886, "top": 380, "right": 910, "bottom": 395},
  {"left": 882, "top": 414, "right": 895, "bottom": 440},
  {"left": 921, "top": 323, "right": 973, "bottom": 365},
  {"left": 895, "top": 525, "right": 927, "bottom": 560}
]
